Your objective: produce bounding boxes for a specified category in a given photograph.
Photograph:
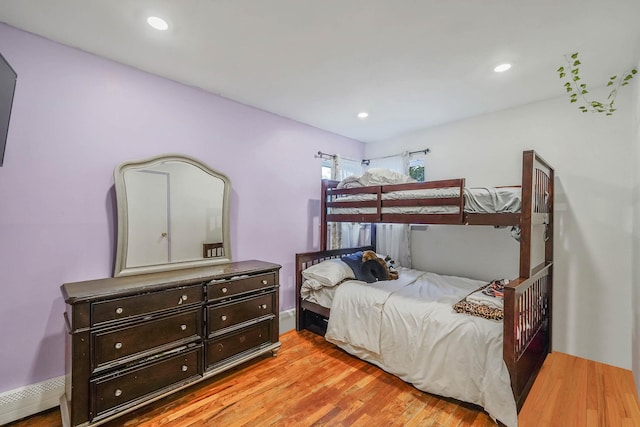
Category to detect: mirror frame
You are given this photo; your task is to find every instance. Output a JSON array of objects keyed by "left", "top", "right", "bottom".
[{"left": 113, "top": 153, "right": 232, "bottom": 277}]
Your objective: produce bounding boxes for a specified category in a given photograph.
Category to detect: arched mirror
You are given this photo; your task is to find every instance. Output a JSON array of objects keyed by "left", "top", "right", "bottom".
[{"left": 113, "top": 154, "right": 231, "bottom": 277}]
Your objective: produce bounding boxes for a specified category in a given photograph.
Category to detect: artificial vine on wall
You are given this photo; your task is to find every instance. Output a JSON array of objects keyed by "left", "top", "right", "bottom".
[{"left": 557, "top": 52, "right": 637, "bottom": 115}]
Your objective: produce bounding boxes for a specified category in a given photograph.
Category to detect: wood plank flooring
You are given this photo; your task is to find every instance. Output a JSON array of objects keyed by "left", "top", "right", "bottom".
[
  {"left": 7, "top": 330, "right": 640, "bottom": 426},
  {"left": 519, "top": 351, "right": 640, "bottom": 426}
]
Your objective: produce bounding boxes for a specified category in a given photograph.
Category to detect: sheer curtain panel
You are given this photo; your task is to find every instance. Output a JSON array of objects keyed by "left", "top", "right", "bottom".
[{"left": 364, "top": 153, "right": 412, "bottom": 267}]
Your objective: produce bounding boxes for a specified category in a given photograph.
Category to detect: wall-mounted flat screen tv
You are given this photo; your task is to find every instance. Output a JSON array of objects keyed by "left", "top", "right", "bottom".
[{"left": 0, "top": 53, "right": 17, "bottom": 167}]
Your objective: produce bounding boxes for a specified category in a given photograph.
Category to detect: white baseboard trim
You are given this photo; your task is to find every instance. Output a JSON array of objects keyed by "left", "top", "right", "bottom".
[
  {"left": 0, "top": 375, "right": 64, "bottom": 424},
  {"left": 279, "top": 308, "right": 296, "bottom": 335}
]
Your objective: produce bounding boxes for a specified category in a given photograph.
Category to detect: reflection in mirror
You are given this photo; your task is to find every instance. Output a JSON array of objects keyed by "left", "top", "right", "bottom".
[{"left": 114, "top": 154, "right": 231, "bottom": 277}]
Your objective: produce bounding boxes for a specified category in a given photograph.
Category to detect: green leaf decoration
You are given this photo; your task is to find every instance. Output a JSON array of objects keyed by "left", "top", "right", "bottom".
[{"left": 559, "top": 52, "right": 635, "bottom": 116}]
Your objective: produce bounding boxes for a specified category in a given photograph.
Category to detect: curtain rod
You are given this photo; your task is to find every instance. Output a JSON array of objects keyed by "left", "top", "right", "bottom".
[
  {"left": 315, "top": 151, "right": 335, "bottom": 160},
  {"left": 362, "top": 148, "right": 430, "bottom": 165},
  {"left": 315, "top": 151, "right": 360, "bottom": 163}
]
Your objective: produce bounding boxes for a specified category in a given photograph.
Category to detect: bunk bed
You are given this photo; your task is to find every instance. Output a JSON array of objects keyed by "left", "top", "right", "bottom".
[{"left": 295, "top": 150, "right": 554, "bottom": 426}]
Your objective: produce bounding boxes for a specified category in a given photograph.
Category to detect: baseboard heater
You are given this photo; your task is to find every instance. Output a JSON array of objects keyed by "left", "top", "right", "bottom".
[{"left": 0, "top": 375, "right": 64, "bottom": 425}]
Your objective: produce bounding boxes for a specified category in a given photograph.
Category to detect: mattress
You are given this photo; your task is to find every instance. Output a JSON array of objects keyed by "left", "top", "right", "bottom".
[
  {"left": 328, "top": 186, "right": 521, "bottom": 215},
  {"left": 321, "top": 267, "right": 517, "bottom": 427}
]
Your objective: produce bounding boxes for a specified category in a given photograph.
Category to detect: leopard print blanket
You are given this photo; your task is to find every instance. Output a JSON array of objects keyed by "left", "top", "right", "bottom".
[{"left": 452, "top": 281, "right": 504, "bottom": 321}]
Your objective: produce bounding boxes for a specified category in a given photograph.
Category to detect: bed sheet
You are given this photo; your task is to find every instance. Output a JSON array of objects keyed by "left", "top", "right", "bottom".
[
  {"left": 300, "top": 279, "right": 337, "bottom": 308},
  {"left": 328, "top": 187, "right": 521, "bottom": 214},
  {"left": 324, "top": 268, "right": 517, "bottom": 427}
]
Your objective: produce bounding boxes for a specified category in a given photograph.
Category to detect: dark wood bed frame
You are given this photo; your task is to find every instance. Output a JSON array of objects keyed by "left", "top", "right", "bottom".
[{"left": 296, "top": 150, "right": 554, "bottom": 411}]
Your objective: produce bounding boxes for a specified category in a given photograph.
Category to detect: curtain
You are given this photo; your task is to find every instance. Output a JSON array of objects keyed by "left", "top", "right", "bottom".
[
  {"left": 365, "top": 153, "right": 412, "bottom": 267},
  {"left": 328, "top": 155, "right": 370, "bottom": 249}
]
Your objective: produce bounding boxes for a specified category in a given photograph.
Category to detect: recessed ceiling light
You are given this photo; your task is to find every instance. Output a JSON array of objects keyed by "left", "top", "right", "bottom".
[
  {"left": 357, "top": 112, "right": 369, "bottom": 119},
  {"left": 494, "top": 63, "right": 512, "bottom": 73},
  {"left": 147, "top": 16, "right": 168, "bottom": 31}
]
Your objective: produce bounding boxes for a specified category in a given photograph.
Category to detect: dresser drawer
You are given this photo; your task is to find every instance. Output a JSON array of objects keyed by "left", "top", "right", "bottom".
[
  {"left": 93, "top": 309, "right": 201, "bottom": 370},
  {"left": 206, "top": 320, "right": 272, "bottom": 368},
  {"left": 91, "top": 346, "right": 201, "bottom": 420},
  {"left": 92, "top": 285, "right": 203, "bottom": 326},
  {"left": 207, "top": 292, "right": 274, "bottom": 335},
  {"left": 207, "top": 273, "right": 275, "bottom": 301}
]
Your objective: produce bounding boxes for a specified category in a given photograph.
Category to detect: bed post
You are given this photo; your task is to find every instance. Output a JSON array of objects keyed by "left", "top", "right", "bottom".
[
  {"left": 506, "top": 150, "right": 554, "bottom": 410},
  {"left": 547, "top": 166, "right": 554, "bottom": 353},
  {"left": 320, "top": 180, "right": 330, "bottom": 251},
  {"left": 519, "top": 151, "right": 534, "bottom": 278}
]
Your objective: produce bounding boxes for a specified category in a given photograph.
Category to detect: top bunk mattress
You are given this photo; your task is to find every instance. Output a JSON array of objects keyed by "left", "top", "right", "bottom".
[{"left": 328, "top": 186, "right": 521, "bottom": 215}]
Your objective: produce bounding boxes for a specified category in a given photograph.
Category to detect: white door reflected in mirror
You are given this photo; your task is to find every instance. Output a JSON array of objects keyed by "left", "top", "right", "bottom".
[
  {"left": 114, "top": 154, "right": 231, "bottom": 277},
  {"left": 126, "top": 170, "right": 170, "bottom": 267}
]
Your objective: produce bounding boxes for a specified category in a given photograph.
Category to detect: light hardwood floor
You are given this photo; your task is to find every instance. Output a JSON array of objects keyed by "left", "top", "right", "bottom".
[{"left": 8, "top": 330, "right": 640, "bottom": 426}]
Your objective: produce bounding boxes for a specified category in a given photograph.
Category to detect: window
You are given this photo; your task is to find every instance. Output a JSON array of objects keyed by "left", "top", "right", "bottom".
[
  {"left": 409, "top": 158, "right": 425, "bottom": 182},
  {"left": 321, "top": 159, "right": 332, "bottom": 179}
]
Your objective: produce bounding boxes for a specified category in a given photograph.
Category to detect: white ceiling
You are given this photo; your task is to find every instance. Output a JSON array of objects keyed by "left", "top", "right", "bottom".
[{"left": 1, "top": 0, "right": 639, "bottom": 143}]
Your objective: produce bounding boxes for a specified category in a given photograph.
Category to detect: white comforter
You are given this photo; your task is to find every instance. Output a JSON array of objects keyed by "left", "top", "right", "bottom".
[{"left": 324, "top": 267, "right": 517, "bottom": 427}]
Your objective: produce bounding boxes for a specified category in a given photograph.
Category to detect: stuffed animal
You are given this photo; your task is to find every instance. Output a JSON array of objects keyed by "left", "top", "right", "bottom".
[
  {"left": 362, "top": 250, "right": 399, "bottom": 281},
  {"left": 384, "top": 255, "right": 399, "bottom": 280}
]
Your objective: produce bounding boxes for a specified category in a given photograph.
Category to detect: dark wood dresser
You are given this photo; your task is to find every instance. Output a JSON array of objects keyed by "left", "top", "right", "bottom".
[{"left": 60, "top": 260, "right": 281, "bottom": 427}]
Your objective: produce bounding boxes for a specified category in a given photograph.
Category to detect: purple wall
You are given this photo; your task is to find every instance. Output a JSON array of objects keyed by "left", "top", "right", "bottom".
[{"left": 0, "top": 23, "right": 364, "bottom": 393}]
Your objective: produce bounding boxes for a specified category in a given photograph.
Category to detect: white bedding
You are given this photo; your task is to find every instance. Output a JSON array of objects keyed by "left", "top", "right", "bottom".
[
  {"left": 300, "top": 279, "right": 337, "bottom": 308},
  {"left": 328, "top": 186, "right": 521, "bottom": 214},
  {"left": 323, "top": 267, "right": 517, "bottom": 427}
]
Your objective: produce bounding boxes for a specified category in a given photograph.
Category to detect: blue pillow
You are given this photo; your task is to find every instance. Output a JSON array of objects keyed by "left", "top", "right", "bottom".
[
  {"left": 341, "top": 252, "right": 365, "bottom": 280},
  {"left": 341, "top": 252, "right": 386, "bottom": 283}
]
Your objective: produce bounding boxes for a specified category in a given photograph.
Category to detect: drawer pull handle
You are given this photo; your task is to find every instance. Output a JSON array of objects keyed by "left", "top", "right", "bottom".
[
  {"left": 180, "top": 324, "right": 187, "bottom": 331},
  {"left": 261, "top": 279, "right": 268, "bottom": 285},
  {"left": 221, "top": 287, "right": 228, "bottom": 294},
  {"left": 114, "top": 389, "right": 123, "bottom": 397},
  {"left": 114, "top": 342, "right": 123, "bottom": 350},
  {"left": 181, "top": 365, "right": 188, "bottom": 372},
  {"left": 221, "top": 315, "right": 227, "bottom": 321},
  {"left": 115, "top": 307, "right": 123, "bottom": 315},
  {"left": 259, "top": 304, "right": 267, "bottom": 310},
  {"left": 181, "top": 294, "right": 188, "bottom": 301}
]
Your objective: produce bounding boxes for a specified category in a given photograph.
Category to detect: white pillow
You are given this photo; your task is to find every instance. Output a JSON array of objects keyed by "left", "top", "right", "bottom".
[
  {"left": 336, "top": 175, "right": 363, "bottom": 189},
  {"left": 359, "top": 168, "right": 415, "bottom": 186},
  {"left": 301, "top": 259, "right": 355, "bottom": 287}
]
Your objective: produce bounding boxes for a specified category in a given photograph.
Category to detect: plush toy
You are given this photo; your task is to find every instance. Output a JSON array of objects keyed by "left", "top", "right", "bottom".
[
  {"left": 362, "top": 250, "right": 399, "bottom": 281},
  {"left": 384, "top": 255, "right": 399, "bottom": 280}
]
